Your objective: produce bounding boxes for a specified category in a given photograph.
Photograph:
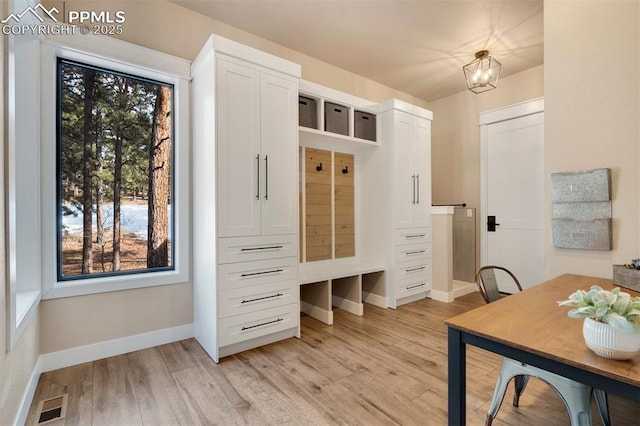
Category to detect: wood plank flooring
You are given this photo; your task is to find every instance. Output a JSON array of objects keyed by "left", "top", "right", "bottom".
[{"left": 27, "top": 293, "right": 639, "bottom": 425}]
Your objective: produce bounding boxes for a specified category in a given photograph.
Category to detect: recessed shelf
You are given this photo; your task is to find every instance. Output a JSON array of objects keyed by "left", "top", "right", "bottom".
[{"left": 299, "top": 126, "right": 379, "bottom": 147}]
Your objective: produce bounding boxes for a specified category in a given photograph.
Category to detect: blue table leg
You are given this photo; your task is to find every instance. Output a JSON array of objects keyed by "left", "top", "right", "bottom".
[{"left": 448, "top": 327, "right": 466, "bottom": 426}]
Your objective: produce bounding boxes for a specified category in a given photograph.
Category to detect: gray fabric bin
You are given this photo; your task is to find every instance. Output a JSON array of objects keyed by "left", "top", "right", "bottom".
[
  {"left": 299, "top": 96, "right": 318, "bottom": 129},
  {"left": 324, "top": 102, "right": 349, "bottom": 136},
  {"left": 354, "top": 110, "right": 376, "bottom": 141}
]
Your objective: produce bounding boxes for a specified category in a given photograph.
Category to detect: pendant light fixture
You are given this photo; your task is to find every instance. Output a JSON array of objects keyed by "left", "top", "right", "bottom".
[{"left": 463, "top": 50, "right": 501, "bottom": 94}]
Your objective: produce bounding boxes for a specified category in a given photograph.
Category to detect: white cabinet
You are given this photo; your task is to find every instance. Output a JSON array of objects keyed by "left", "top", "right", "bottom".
[
  {"left": 393, "top": 111, "right": 431, "bottom": 229},
  {"left": 192, "top": 35, "right": 301, "bottom": 363},
  {"left": 379, "top": 100, "right": 433, "bottom": 307},
  {"left": 217, "top": 57, "right": 298, "bottom": 238}
]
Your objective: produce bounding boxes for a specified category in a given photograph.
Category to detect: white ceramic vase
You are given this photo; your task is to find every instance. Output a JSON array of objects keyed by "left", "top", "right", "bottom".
[{"left": 582, "top": 317, "right": 640, "bottom": 360}]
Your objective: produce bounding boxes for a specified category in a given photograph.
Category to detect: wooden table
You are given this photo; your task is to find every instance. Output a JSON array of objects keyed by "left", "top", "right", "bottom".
[{"left": 445, "top": 274, "right": 640, "bottom": 425}]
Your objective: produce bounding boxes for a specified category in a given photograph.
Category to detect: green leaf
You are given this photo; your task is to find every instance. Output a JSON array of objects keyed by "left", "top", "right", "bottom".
[{"left": 604, "top": 312, "right": 635, "bottom": 333}]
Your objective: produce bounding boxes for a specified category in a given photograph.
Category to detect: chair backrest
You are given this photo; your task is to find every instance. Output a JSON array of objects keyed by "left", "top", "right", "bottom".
[{"left": 475, "top": 266, "right": 523, "bottom": 304}]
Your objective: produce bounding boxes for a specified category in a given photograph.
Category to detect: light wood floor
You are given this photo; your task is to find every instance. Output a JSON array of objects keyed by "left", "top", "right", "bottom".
[{"left": 27, "top": 293, "right": 639, "bottom": 425}]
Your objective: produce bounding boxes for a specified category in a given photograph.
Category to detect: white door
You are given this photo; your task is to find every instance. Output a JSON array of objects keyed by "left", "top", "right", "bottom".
[
  {"left": 412, "top": 116, "right": 431, "bottom": 227},
  {"left": 217, "top": 58, "right": 262, "bottom": 237},
  {"left": 259, "top": 72, "right": 298, "bottom": 235},
  {"left": 481, "top": 100, "right": 544, "bottom": 292},
  {"left": 394, "top": 111, "right": 415, "bottom": 229}
]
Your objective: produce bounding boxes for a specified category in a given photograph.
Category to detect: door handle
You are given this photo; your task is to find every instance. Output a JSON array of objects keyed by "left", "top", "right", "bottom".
[
  {"left": 488, "top": 215, "right": 500, "bottom": 232},
  {"left": 256, "top": 154, "right": 260, "bottom": 200},
  {"left": 411, "top": 174, "right": 416, "bottom": 204},
  {"left": 264, "top": 155, "right": 268, "bottom": 200},
  {"left": 416, "top": 174, "right": 420, "bottom": 205}
]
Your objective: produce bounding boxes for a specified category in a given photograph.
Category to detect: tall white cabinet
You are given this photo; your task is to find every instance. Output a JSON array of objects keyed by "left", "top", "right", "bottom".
[
  {"left": 192, "top": 35, "right": 301, "bottom": 362},
  {"left": 379, "top": 100, "right": 433, "bottom": 307}
]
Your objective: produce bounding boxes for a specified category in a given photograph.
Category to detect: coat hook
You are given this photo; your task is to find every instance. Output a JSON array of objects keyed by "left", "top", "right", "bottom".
[
  {"left": 316, "top": 163, "right": 323, "bottom": 172},
  {"left": 342, "top": 166, "right": 349, "bottom": 175}
]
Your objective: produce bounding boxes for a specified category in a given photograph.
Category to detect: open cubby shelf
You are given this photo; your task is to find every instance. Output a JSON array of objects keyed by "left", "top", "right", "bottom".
[{"left": 299, "top": 92, "right": 378, "bottom": 146}]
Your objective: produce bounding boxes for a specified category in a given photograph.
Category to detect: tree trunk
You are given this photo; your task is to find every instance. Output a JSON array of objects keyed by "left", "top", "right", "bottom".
[
  {"left": 81, "top": 69, "right": 95, "bottom": 274},
  {"left": 147, "top": 85, "right": 171, "bottom": 268},
  {"left": 95, "top": 132, "right": 105, "bottom": 272},
  {"left": 113, "top": 133, "right": 122, "bottom": 271}
]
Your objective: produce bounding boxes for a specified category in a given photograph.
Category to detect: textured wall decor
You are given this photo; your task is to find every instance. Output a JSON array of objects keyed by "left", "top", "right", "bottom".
[{"left": 551, "top": 168, "right": 612, "bottom": 250}]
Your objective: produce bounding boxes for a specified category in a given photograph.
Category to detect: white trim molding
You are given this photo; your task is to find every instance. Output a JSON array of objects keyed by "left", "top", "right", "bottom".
[{"left": 40, "top": 323, "right": 194, "bottom": 372}]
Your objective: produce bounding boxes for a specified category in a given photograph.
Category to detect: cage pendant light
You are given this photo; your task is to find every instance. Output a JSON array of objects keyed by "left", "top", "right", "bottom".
[{"left": 463, "top": 50, "right": 501, "bottom": 93}]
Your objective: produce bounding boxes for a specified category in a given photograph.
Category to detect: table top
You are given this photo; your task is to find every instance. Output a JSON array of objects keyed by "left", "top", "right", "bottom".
[{"left": 445, "top": 274, "right": 640, "bottom": 387}]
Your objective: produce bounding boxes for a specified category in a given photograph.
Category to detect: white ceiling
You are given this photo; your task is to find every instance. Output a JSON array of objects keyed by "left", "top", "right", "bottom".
[{"left": 170, "top": 0, "right": 543, "bottom": 102}]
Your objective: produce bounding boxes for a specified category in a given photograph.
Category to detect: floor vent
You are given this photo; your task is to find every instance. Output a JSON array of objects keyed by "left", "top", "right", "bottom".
[{"left": 35, "top": 394, "right": 68, "bottom": 425}]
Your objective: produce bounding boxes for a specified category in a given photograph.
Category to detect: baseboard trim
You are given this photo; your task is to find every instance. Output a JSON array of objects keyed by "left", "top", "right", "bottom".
[
  {"left": 453, "top": 280, "right": 478, "bottom": 298},
  {"left": 14, "top": 356, "right": 42, "bottom": 426},
  {"left": 430, "top": 289, "right": 455, "bottom": 303},
  {"left": 40, "top": 323, "right": 194, "bottom": 373}
]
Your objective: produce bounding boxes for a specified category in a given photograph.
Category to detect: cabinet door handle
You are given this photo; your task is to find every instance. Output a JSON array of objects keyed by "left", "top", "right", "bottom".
[
  {"left": 264, "top": 155, "right": 268, "bottom": 200},
  {"left": 256, "top": 154, "right": 260, "bottom": 200},
  {"left": 240, "top": 245, "right": 284, "bottom": 251},
  {"left": 406, "top": 266, "right": 426, "bottom": 273},
  {"left": 416, "top": 174, "right": 420, "bottom": 204},
  {"left": 406, "top": 283, "right": 426, "bottom": 290},
  {"left": 240, "top": 269, "right": 283, "bottom": 277},
  {"left": 406, "top": 234, "right": 426, "bottom": 239},
  {"left": 241, "top": 318, "right": 283, "bottom": 331},
  {"left": 241, "top": 293, "right": 284, "bottom": 304},
  {"left": 411, "top": 174, "right": 416, "bottom": 204}
]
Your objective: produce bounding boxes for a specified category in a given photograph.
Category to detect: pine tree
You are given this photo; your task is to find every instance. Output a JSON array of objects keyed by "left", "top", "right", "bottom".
[{"left": 147, "top": 85, "right": 171, "bottom": 268}]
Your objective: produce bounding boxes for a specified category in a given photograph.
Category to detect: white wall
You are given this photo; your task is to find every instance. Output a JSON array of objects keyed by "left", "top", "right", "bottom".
[{"left": 544, "top": 0, "right": 640, "bottom": 279}]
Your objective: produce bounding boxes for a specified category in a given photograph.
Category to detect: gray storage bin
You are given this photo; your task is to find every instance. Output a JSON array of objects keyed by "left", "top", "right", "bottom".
[
  {"left": 299, "top": 96, "right": 318, "bottom": 129},
  {"left": 354, "top": 110, "right": 376, "bottom": 141},
  {"left": 324, "top": 102, "right": 349, "bottom": 136}
]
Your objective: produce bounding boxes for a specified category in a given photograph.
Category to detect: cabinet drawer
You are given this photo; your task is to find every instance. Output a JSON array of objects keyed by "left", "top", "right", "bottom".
[
  {"left": 395, "top": 228, "right": 431, "bottom": 245},
  {"left": 397, "top": 277, "right": 431, "bottom": 299},
  {"left": 395, "top": 243, "right": 430, "bottom": 263},
  {"left": 218, "top": 234, "right": 297, "bottom": 264},
  {"left": 219, "top": 280, "right": 298, "bottom": 318},
  {"left": 218, "top": 303, "right": 299, "bottom": 347},
  {"left": 394, "top": 261, "right": 430, "bottom": 283},
  {"left": 218, "top": 257, "right": 298, "bottom": 290}
]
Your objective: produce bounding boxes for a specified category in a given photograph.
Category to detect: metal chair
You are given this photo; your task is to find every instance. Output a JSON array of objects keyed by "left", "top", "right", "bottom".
[{"left": 476, "top": 266, "right": 610, "bottom": 426}]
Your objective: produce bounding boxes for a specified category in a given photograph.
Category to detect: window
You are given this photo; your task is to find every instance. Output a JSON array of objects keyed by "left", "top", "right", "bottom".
[
  {"left": 37, "top": 34, "right": 190, "bottom": 300},
  {"left": 57, "top": 59, "right": 175, "bottom": 280}
]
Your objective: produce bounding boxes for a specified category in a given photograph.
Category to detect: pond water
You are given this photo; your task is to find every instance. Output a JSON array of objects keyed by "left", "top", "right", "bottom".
[{"left": 62, "top": 204, "right": 172, "bottom": 240}]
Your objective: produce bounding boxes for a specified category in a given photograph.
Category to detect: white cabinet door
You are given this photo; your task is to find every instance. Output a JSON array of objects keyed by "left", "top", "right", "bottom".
[
  {"left": 260, "top": 72, "right": 298, "bottom": 235},
  {"left": 412, "top": 117, "right": 431, "bottom": 228},
  {"left": 217, "top": 58, "right": 262, "bottom": 237},
  {"left": 394, "top": 112, "right": 415, "bottom": 229}
]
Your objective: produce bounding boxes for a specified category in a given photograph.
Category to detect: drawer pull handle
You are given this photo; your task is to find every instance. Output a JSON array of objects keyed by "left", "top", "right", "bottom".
[
  {"left": 406, "top": 266, "right": 426, "bottom": 273},
  {"left": 406, "top": 234, "right": 426, "bottom": 239},
  {"left": 241, "top": 318, "right": 283, "bottom": 331},
  {"left": 405, "top": 250, "right": 426, "bottom": 255},
  {"left": 241, "top": 245, "right": 284, "bottom": 251},
  {"left": 407, "top": 283, "right": 426, "bottom": 290},
  {"left": 241, "top": 269, "right": 283, "bottom": 277},
  {"left": 241, "top": 293, "right": 284, "bottom": 304}
]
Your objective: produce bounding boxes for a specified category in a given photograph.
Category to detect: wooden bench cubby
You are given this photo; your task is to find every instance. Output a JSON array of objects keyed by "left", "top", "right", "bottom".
[{"left": 299, "top": 263, "right": 386, "bottom": 325}]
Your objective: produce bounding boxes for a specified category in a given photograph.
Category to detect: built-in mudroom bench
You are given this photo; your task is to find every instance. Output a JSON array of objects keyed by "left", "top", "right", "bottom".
[{"left": 299, "top": 261, "right": 386, "bottom": 325}]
